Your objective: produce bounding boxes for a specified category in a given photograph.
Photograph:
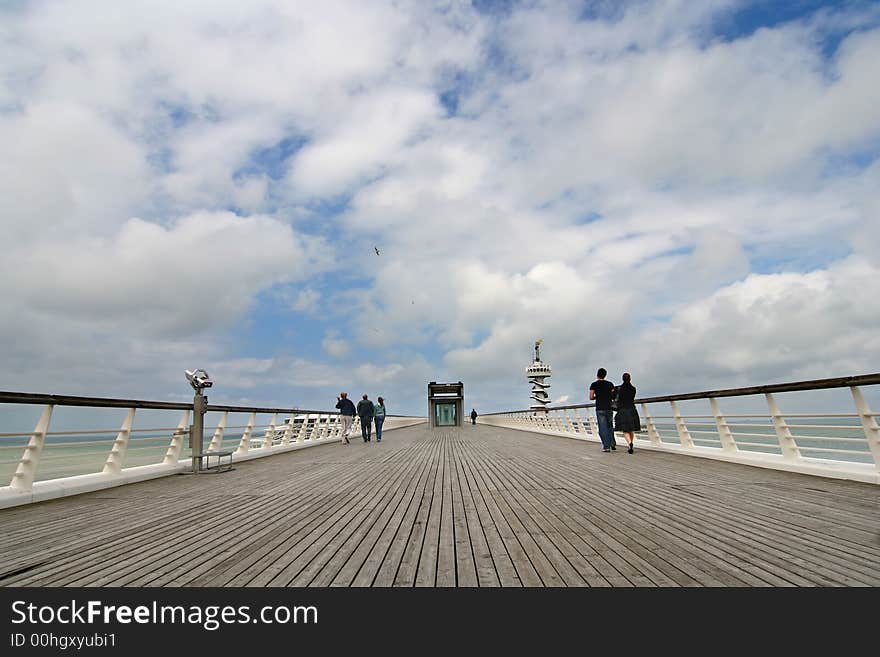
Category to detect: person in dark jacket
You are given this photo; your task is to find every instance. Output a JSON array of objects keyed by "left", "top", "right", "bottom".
[
  {"left": 613, "top": 372, "right": 641, "bottom": 454},
  {"left": 357, "top": 394, "right": 375, "bottom": 442},
  {"left": 335, "top": 392, "right": 356, "bottom": 444},
  {"left": 470, "top": 409, "right": 478, "bottom": 425},
  {"left": 589, "top": 368, "right": 617, "bottom": 452}
]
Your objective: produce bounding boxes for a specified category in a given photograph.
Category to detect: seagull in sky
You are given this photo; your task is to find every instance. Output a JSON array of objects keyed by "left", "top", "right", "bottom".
[{"left": 374, "top": 246, "right": 380, "bottom": 256}]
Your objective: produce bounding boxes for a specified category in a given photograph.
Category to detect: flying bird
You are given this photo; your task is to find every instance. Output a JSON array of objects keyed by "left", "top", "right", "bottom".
[{"left": 374, "top": 246, "right": 380, "bottom": 256}]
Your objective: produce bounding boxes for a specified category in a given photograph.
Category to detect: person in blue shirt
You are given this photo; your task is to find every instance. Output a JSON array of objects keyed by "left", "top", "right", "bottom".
[{"left": 374, "top": 396, "right": 387, "bottom": 442}]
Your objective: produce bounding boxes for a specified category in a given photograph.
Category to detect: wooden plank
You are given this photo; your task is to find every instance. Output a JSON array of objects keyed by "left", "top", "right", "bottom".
[
  {"left": 447, "top": 434, "right": 479, "bottom": 587},
  {"left": 450, "top": 438, "right": 500, "bottom": 587},
  {"left": 300, "top": 440, "right": 431, "bottom": 586},
  {"left": 453, "top": 438, "right": 521, "bottom": 586},
  {"left": 436, "top": 432, "right": 458, "bottom": 587},
  {"left": 413, "top": 430, "right": 447, "bottom": 586},
  {"left": 334, "top": 439, "right": 436, "bottom": 586},
  {"left": 370, "top": 439, "right": 443, "bottom": 586},
  {"left": 392, "top": 437, "right": 443, "bottom": 586},
  {"left": 471, "top": 441, "right": 666, "bottom": 586},
  {"left": 2, "top": 423, "right": 878, "bottom": 588},
  {"left": 251, "top": 444, "right": 425, "bottom": 586},
  {"left": 455, "top": 436, "right": 544, "bottom": 586}
]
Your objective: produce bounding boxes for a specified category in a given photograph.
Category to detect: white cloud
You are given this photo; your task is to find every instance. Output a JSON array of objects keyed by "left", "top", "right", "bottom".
[
  {"left": 322, "top": 331, "right": 351, "bottom": 359},
  {"left": 1, "top": 1, "right": 878, "bottom": 415},
  {"left": 286, "top": 88, "right": 442, "bottom": 198},
  {"left": 1, "top": 210, "right": 330, "bottom": 338}
]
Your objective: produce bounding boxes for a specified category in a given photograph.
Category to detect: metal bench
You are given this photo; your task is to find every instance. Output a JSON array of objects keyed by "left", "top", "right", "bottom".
[{"left": 192, "top": 450, "right": 234, "bottom": 473}]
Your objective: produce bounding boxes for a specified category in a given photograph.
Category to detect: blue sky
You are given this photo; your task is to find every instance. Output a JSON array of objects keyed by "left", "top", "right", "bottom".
[{"left": 1, "top": 0, "right": 879, "bottom": 418}]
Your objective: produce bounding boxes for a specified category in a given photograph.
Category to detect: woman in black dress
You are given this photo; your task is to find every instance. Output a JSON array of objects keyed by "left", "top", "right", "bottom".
[{"left": 614, "top": 372, "right": 641, "bottom": 454}]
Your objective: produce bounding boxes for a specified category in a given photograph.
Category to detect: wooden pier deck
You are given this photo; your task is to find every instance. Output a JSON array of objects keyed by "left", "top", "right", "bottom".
[{"left": 1, "top": 424, "right": 878, "bottom": 587}]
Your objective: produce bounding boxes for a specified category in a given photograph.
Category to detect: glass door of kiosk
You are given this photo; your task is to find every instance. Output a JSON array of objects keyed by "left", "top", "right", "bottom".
[{"left": 435, "top": 402, "right": 457, "bottom": 426}]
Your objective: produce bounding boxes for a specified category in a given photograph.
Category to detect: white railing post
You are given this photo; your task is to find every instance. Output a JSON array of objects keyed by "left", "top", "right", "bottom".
[
  {"left": 10, "top": 404, "right": 54, "bottom": 491},
  {"left": 236, "top": 412, "right": 256, "bottom": 454},
  {"left": 765, "top": 393, "right": 801, "bottom": 460},
  {"left": 314, "top": 415, "right": 327, "bottom": 441},
  {"left": 850, "top": 386, "right": 880, "bottom": 471},
  {"left": 297, "top": 414, "right": 311, "bottom": 442},
  {"left": 163, "top": 410, "right": 191, "bottom": 465},
  {"left": 641, "top": 404, "right": 662, "bottom": 446},
  {"left": 281, "top": 417, "right": 295, "bottom": 446},
  {"left": 670, "top": 401, "right": 695, "bottom": 449},
  {"left": 709, "top": 398, "right": 738, "bottom": 453},
  {"left": 208, "top": 411, "right": 228, "bottom": 452},
  {"left": 573, "top": 409, "right": 584, "bottom": 434},
  {"left": 560, "top": 410, "right": 571, "bottom": 433},
  {"left": 102, "top": 407, "right": 136, "bottom": 475},
  {"left": 263, "top": 413, "right": 278, "bottom": 448},
  {"left": 587, "top": 414, "right": 599, "bottom": 439}
]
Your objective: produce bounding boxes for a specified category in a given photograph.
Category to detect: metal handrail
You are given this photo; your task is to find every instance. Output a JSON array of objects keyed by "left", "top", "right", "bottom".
[
  {"left": 478, "top": 372, "right": 880, "bottom": 483},
  {"left": 484, "top": 372, "right": 880, "bottom": 415},
  {"left": 0, "top": 390, "right": 426, "bottom": 506}
]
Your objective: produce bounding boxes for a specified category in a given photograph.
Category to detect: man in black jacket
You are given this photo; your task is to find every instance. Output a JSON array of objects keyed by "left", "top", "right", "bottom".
[
  {"left": 335, "top": 392, "right": 356, "bottom": 444},
  {"left": 357, "top": 394, "right": 375, "bottom": 442}
]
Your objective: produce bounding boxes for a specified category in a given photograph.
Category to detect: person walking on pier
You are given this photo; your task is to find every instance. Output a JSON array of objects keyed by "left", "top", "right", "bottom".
[
  {"left": 357, "top": 394, "right": 375, "bottom": 442},
  {"left": 589, "top": 368, "right": 617, "bottom": 452},
  {"left": 336, "top": 392, "right": 356, "bottom": 444},
  {"left": 471, "top": 408, "right": 478, "bottom": 425},
  {"left": 374, "top": 396, "right": 387, "bottom": 442},
  {"left": 614, "top": 372, "right": 640, "bottom": 454}
]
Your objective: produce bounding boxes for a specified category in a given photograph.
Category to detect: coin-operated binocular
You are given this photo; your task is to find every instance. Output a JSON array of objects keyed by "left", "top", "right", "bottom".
[{"left": 185, "top": 369, "right": 212, "bottom": 472}]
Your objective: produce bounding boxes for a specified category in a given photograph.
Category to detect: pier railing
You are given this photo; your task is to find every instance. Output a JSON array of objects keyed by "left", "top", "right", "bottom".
[
  {"left": 480, "top": 373, "right": 880, "bottom": 484},
  {"left": 0, "top": 392, "right": 425, "bottom": 508}
]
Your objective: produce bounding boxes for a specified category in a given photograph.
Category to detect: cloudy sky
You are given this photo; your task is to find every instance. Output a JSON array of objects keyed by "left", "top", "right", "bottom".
[{"left": 2, "top": 0, "right": 879, "bottom": 416}]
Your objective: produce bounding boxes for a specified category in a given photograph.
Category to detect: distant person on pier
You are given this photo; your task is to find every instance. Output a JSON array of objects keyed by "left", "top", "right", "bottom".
[
  {"left": 335, "top": 392, "right": 356, "bottom": 444},
  {"left": 357, "top": 394, "right": 375, "bottom": 442},
  {"left": 613, "top": 372, "right": 640, "bottom": 454},
  {"left": 589, "top": 368, "right": 617, "bottom": 452},
  {"left": 471, "top": 408, "right": 478, "bottom": 425},
  {"left": 374, "top": 396, "right": 387, "bottom": 442}
]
